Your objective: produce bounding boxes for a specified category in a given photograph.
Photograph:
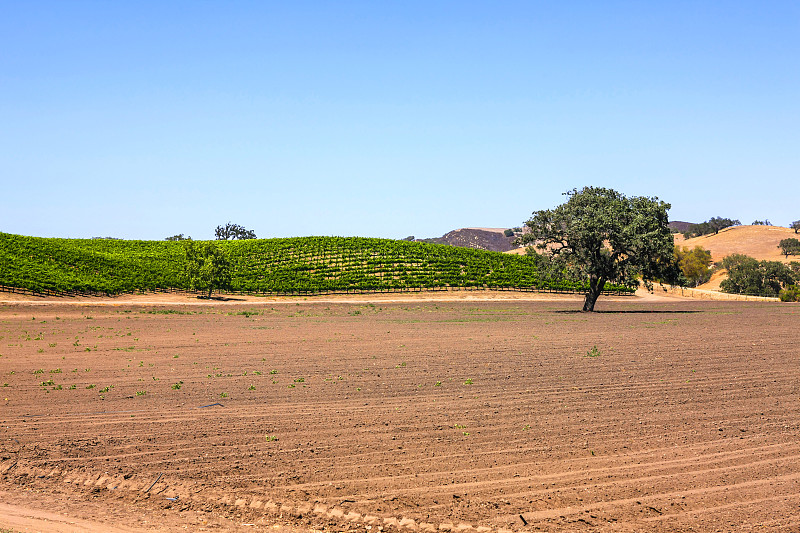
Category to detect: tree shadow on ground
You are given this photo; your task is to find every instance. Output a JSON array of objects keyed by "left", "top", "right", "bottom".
[
  {"left": 555, "top": 309, "right": 702, "bottom": 314},
  {"left": 196, "top": 296, "right": 247, "bottom": 302}
]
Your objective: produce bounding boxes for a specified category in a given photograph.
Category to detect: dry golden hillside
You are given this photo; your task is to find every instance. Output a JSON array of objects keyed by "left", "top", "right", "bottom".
[
  {"left": 507, "top": 225, "right": 798, "bottom": 293},
  {"left": 508, "top": 225, "right": 799, "bottom": 263},
  {"left": 674, "top": 225, "right": 798, "bottom": 263}
]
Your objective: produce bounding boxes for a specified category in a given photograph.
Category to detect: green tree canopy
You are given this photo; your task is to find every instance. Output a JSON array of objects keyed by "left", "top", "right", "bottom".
[
  {"left": 720, "top": 255, "right": 796, "bottom": 297},
  {"left": 674, "top": 245, "right": 713, "bottom": 287},
  {"left": 791, "top": 220, "right": 800, "bottom": 234},
  {"left": 182, "top": 241, "right": 232, "bottom": 298},
  {"left": 215, "top": 222, "right": 256, "bottom": 240},
  {"left": 519, "top": 187, "right": 676, "bottom": 311},
  {"left": 778, "top": 238, "right": 800, "bottom": 258},
  {"left": 780, "top": 284, "right": 800, "bottom": 302},
  {"left": 683, "top": 217, "right": 740, "bottom": 238}
]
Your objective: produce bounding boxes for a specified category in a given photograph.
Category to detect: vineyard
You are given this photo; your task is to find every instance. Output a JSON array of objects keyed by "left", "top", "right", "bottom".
[{"left": 0, "top": 232, "right": 634, "bottom": 296}]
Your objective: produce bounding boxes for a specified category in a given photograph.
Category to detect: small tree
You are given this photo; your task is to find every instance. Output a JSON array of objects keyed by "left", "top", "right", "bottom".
[
  {"left": 183, "top": 241, "right": 232, "bottom": 298},
  {"left": 519, "top": 187, "right": 677, "bottom": 312},
  {"left": 165, "top": 234, "right": 191, "bottom": 241},
  {"left": 215, "top": 222, "right": 256, "bottom": 240},
  {"left": 778, "top": 238, "right": 800, "bottom": 258},
  {"left": 674, "top": 246, "right": 713, "bottom": 287},
  {"left": 790, "top": 220, "right": 800, "bottom": 234},
  {"left": 751, "top": 219, "right": 771, "bottom": 226}
]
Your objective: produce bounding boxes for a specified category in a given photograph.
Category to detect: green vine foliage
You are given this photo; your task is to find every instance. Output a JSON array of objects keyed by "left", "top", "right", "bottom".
[{"left": 0, "top": 232, "right": 633, "bottom": 296}]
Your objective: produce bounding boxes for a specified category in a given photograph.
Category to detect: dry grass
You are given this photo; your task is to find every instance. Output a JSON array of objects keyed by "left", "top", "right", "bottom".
[
  {"left": 676, "top": 225, "right": 798, "bottom": 292},
  {"left": 676, "top": 224, "right": 797, "bottom": 263}
]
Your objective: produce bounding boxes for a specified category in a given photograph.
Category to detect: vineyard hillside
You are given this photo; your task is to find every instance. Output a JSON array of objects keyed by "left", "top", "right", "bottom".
[{"left": 0, "top": 233, "right": 634, "bottom": 296}]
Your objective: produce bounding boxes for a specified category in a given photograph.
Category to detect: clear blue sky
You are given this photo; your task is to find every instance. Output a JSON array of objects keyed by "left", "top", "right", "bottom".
[{"left": 2, "top": 1, "right": 798, "bottom": 240}]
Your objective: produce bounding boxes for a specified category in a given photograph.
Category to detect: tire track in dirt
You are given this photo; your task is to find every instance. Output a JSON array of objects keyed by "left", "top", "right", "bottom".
[
  {"left": 1, "top": 458, "right": 513, "bottom": 532},
  {"left": 6, "top": 417, "right": 799, "bottom": 530},
  {"left": 513, "top": 470, "right": 800, "bottom": 530}
]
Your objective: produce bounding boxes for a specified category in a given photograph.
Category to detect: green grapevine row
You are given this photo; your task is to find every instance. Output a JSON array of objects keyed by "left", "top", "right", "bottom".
[{"left": 0, "top": 233, "right": 634, "bottom": 296}]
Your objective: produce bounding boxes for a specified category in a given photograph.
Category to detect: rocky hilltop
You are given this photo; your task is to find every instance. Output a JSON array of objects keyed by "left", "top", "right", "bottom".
[{"left": 418, "top": 228, "right": 520, "bottom": 252}]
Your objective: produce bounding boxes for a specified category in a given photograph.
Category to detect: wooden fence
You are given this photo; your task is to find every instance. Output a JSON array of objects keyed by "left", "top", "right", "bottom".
[{"left": 653, "top": 284, "right": 781, "bottom": 302}]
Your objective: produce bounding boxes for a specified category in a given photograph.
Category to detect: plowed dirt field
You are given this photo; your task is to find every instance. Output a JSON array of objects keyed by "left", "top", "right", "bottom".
[{"left": 1, "top": 297, "right": 799, "bottom": 532}]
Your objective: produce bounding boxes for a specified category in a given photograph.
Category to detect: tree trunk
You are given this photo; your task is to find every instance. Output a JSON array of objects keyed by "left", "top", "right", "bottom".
[
  {"left": 582, "top": 290, "right": 601, "bottom": 312},
  {"left": 582, "top": 276, "right": 605, "bottom": 312}
]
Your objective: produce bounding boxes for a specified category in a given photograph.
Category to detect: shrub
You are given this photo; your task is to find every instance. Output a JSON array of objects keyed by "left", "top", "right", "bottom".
[{"left": 779, "top": 285, "right": 800, "bottom": 302}]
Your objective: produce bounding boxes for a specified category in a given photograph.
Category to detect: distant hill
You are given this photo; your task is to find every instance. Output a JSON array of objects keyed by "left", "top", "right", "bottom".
[
  {"left": 428, "top": 222, "right": 696, "bottom": 251},
  {"left": 418, "top": 228, "right": 520, "bottom": 252},
  {"left": 674, "top": 224, "right": 797, "bottom": 264},
  {"left": 674, "top": 225, "right": 798, "bottom": 291},
  {"left": 668, "top": 221, "right": 694, "bottom": 233}
]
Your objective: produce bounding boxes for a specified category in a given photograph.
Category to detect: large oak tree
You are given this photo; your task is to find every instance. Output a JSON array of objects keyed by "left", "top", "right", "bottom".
[{"left": 520, "top": 187, "right": 676, "bottom": 311}]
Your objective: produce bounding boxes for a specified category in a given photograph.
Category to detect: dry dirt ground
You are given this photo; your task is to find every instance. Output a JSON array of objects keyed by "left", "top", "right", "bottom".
[{"left": 1, "top": 293, "right": 799, "bottom": 532}]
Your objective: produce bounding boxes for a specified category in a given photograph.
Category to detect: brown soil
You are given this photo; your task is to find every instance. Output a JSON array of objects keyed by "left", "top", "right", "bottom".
[{"left": 1, "top": 295, "right": 799, "bottom": 532}]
